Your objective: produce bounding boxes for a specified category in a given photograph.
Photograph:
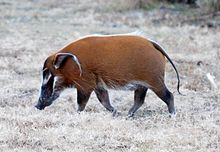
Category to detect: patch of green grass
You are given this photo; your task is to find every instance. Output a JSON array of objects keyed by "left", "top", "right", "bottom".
[{"left": 140, "top": 1, "right": 160, "bottom": 11}]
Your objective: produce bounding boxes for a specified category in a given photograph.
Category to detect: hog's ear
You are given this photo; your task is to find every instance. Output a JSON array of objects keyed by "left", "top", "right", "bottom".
[
  {"left": 53, "top": 53, "right": 82, "bottom": 76},
  {"left": 53, "top": 53, "right": 68, "bottom": 69}
]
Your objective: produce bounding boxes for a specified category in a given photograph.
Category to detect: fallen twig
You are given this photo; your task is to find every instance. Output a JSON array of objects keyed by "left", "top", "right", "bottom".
[{"left": 206, "top": 73, "right": 217, "bottom": 90}]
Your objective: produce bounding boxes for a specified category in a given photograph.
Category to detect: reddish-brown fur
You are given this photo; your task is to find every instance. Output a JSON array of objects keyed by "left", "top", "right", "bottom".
[{"left": 47, "top": 36, "right": 165, "bottom": 92}]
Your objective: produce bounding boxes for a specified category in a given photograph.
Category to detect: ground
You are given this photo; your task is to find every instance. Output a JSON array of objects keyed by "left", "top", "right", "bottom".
[{"left": 0, "top": 0, "right": 220, "bottom": 151}]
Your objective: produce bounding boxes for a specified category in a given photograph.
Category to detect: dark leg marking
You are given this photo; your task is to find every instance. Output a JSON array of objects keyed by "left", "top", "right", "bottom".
[
  {"left": 128, "top": 86, "right": 148, "bottom": 117},
  {"left": 153, "top": 87, "right": 176, "bottom": 115},
  {"left": 94, "top": 87, "right": 116, "bottom": 113},
  {"left": 77, "top": 89, "right": 92, "bottom": 112}
]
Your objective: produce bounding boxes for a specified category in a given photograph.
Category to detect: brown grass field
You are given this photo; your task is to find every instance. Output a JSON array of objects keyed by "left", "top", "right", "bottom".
[{"left": 0, "top": 0, "right": 220, "bottom": 151}]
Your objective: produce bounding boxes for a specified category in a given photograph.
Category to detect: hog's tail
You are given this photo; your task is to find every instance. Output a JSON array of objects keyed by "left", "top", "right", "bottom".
[{"left": 149, "top": 39, "right": 182, "bottom": 95}]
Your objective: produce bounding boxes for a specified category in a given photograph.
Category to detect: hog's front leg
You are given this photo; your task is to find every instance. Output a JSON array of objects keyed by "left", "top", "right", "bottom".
[
  {"left": 95, "top": 87, "right": 117, "bottom": 115},
  {"left": 77, "top": 89, "right": 92, "bottom": 112}
]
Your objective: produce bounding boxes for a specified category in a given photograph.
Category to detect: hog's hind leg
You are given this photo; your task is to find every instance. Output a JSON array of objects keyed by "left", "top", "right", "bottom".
[
  {"left": 128, "top": 86, "right": 148, "bottom": 117},
  {"left": 153, "top": 86, "right": 176, "bottom": 116}
]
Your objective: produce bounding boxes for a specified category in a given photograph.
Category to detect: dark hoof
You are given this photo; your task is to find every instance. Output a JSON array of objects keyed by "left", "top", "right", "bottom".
[
  {"left": 169, "top": 109, "right": 176, "bottom": 118},
  {"left": 127, "top": 113, "right": 134, "bottom": 119},
  {"left": 35, "top": 104, "right": 44, "bottom": 110}
]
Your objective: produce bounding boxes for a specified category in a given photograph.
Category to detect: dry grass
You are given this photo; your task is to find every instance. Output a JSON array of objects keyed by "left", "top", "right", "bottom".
[{"left": 0, "top": 0, "right": 220, "bottom": 151}]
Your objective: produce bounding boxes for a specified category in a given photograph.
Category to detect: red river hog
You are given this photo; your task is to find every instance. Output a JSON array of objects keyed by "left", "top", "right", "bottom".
[{"left": 35, "top": 33, "right": 181, "bottom": 117}]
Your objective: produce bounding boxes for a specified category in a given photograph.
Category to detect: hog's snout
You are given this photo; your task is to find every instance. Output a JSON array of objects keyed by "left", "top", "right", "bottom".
[
  {"left": 35, "top": 98, "right": 46, "bottom": 110},
  {"left": 35, "top": 103, "right": 45, "bottom": 110},
  {"left": 35, "top": 96, "right": 56, "bottom": 110}
]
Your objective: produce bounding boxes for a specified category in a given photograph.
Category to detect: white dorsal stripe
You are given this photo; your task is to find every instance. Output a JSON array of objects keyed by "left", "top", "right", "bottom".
[{"left": 59, "top": 31, "right": 157, "bottom": 50}]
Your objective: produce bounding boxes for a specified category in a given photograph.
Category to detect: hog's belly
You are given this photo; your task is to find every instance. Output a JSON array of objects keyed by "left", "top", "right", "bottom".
[{"left": 97, "top": 78, "right": 150, "bottom": 90}]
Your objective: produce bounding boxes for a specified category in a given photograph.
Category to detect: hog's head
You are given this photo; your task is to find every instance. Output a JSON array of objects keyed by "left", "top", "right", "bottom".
[{"left": 35, "top": 53, "right": 82, "bottom": 110}]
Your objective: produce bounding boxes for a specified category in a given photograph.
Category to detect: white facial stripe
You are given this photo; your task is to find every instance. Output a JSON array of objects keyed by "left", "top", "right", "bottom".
[
  {"left": 53, "top": 76, "right": 60, "bottom": 90},
  {"left": 43, "top": 68, "right": 48, "bottom": 72},
  {"left": 43, "top": 73, "right": 52, "bottom": 85}
]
